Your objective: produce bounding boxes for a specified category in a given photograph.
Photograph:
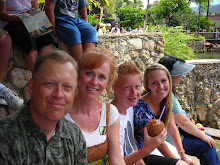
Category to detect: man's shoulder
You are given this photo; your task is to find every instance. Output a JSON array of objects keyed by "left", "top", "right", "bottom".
[
  {"left": 0, "top": 109, "right": 22, "bottom": 133},
  {"left": 60, "top": 118, "right": 86, "bottom": 151},
  {"left": 62, "top": 118, "right": 80, "bottom": 129},
  {"left": 61, "top": 118, "right": 84, "bottom": 137}
]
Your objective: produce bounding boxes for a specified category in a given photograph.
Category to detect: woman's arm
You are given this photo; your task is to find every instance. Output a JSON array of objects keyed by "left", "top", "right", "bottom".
[
  {"left": 157, "top": 141, "right": 177, "bottom": 159},
  {"left": 107, "top": 118, "right": 126, "bottom": 165},
  {"left": 45, "top": 0, "right": 56, "bottom": 35},
  {"left": 175, "top": 113, "right": 215, "bottom": 148},
  {"left": 168, "top": 113, "right": 195, "bottom": 165},
  {"left": 0, "top": 1, "right": 20, "bottom": 22}
]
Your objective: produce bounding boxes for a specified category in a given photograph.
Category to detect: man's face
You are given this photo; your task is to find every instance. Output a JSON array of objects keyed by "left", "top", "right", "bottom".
[
  {"left": 114, "top": 23, "right": 118, "bottom": 27},
  {"left": 29, "top": 59, "right": 77, "bottom": 123}
]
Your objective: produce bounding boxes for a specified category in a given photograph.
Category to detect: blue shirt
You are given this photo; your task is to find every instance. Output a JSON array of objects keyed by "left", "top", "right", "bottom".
[
  {"left": 166, "top": 93, "right": 184, "bottom": 144},
  {"left": 53, "top": 0, "right": 87, "bottom": 19}
]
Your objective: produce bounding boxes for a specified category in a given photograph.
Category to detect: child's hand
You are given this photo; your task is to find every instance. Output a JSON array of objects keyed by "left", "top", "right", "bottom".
[{"left": 142, "top": 128, "right": 167, "bottom": 153}]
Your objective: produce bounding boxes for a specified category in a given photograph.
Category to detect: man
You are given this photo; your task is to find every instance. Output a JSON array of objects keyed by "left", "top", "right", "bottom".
[
  {"left": 0, "top": 29, "right": 23, "bottom": 110},
  {"left": 0, "top": 50, "right": 87, "bottom": 164},
  {"left": 45, "top": 0, "right": 97, "bottom": 61}
]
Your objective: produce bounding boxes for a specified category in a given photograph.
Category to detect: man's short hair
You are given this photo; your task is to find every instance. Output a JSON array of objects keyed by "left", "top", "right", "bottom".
[{"left": 33, "top": 50, "right": 78, "bottom": 81}]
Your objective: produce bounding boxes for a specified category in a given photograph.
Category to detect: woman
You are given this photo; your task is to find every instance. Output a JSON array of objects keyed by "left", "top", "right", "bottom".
[
  {"left": 0, "top": 0, "right": 57, "bottom": 72},
  {"left": 159, "top": 55, "right": 220, "bottom": 165},
  {"left": 111, "top": 62, "right": 186, "bottom": 165},
  {"left": 134, "top": 63, "right": 194, "bottom": 165},
  {"left": 65, "top": 47, "right": 125, "bottom": 164}
]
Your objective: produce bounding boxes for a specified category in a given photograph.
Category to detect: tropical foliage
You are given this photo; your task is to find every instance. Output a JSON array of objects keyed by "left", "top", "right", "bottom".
[
  {"left": 118, "top": 8, "right": 144, "bottom": 29},
  {"left": 152, "top": 0, "right": 191, "bottom": 26},
  {"left": 88, "top": 14, "right": 100, "bottom": 25},
  {"left": 39, "top": 0, "right": 45, "bottom": 10},
  {"left": 146, "top": 25, "right": 205, "bottom": 60},
  {"left": 199, "top": 16, "right": 216, "bottom": 32},
  {"left": 38, "top": 0, "right": 214, "bottom": 60}
]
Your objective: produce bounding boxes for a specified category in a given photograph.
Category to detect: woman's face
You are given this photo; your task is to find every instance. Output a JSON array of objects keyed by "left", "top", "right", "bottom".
[
  {"left": 78, "top": 62, "right": 111, "bottom": 100},
  {"left": 146, "top": 70, "right": 170, "bottom": 100},
  {"left": 172, "top": 76, "right": 182, "bottom": 85}
]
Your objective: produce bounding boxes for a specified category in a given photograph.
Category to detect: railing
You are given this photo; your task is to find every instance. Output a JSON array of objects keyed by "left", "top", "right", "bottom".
[{"left": 197, "top": 32, "right": 219, "bottom": 39}]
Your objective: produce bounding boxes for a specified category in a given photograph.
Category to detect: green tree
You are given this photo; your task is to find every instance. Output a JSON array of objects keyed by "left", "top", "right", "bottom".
[
  {"left": 144, "top": 0, "right": 150, "bottom": 29},
  {"left": 153, "top": 0, "right": 191, "bottom": 26},
  {"left": 171, "top": 9, "right": 198, "bottom": 30},
  {"left": 103, "top": 0, "right": 117, "bottom": 19},
  {"left": 200, "top": 16, "right": 215, "bottom": 32},
  {"left": 146, "top": 25, "right": 201, "bottom": 60},
  {"left": 87, "top": 0, "right": 110, "bottom": 22},
  {"left": 189, "top": 0, "right": 213, "bottom": 32},
  {"left": 215, "top": 11, "right": 220, "bottom": 15},
  {"left": 189, "top": 0, "right": 213, "bottom": 19},
  {"left": 115, "top": 0, "right": 143, "bottom": 9},
  {"left": 118, "top": 8, "right": 145, "bottom": 29}
]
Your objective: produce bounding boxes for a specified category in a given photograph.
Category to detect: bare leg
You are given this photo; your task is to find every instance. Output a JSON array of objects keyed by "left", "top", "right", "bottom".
[
  {"left": 38, "top": 44, "right": 53, "bottom": 56},
  {"left": 70, "top": 43, "right": 83, "bottom": 61},
  {"left": 0, "top": 32, "right": 24, "bottom": 110},
  {"left": 0, "top": 33, "right": 11, "bottom": 82},
  {"left": 25, "top": 44, "right": 52, "bottom": 72},
  {"left": 83, "top": 42, "right": 96, "bottom": 52},
  {"left": 24, "top": 49, "right": 38, "bottom": 73}
]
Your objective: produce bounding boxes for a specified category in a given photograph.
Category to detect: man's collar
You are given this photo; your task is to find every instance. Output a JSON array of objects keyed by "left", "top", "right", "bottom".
[{"left": 21, "top": 100, "right": 71, "bottom": 140}]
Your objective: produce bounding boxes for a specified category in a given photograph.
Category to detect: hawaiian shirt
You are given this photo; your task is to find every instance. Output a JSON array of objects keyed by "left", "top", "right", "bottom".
[{"left": 0, "top": 100, "right": 87, "bottom": 164}]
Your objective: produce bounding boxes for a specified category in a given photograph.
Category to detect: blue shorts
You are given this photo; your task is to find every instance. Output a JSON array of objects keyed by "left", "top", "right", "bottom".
[{"left": 55, "top": 17, "right": 97, "bottom": 48}]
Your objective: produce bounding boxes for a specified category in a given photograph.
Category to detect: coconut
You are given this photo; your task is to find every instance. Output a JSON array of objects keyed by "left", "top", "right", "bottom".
[{"left": 146, "top": 119, "right": 165, "bottom": 137}]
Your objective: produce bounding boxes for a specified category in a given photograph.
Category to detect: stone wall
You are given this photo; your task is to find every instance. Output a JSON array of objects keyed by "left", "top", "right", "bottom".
[
  {"left": 176, "top": 59, "right": 220, "bottom": 129},
  {"left": 0, "top": 33, "right": 219, "bottom": 129}
]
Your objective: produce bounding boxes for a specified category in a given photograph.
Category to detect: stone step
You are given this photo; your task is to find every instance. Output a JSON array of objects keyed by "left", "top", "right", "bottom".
[
  {"left": 187, "top": 155, "right": 200, "bottom": 165},
  {"left": 205, "top": 127, "right": 220, "bottom": 139}
]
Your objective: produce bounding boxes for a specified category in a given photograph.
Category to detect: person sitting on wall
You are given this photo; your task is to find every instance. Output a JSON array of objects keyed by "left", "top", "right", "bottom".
[
  {"left": 45, "top": 0, "right": 97, "bottom": 61},
  {"left": 0, "top": 0, "right": 57, "bottom": 72},
  {"left": 159, "top": 55, "right": 220, "bottom": 165},
  {"left": 0, "top": 50, "right": 87, "bottom": 164}
]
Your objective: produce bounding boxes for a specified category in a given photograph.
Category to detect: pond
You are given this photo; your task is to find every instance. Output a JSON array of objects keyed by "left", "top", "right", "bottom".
[{"left": 196, "top": 46, "right": 220, "bottom": 59}]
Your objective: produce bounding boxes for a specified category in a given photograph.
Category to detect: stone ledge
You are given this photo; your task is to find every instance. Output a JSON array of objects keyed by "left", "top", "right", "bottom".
[
  {"left": 205, "top": 127, "right": 220, "bottom": 139},
  {"left": 187, "top": 59, "right": 220, "bottom": 64},
  {"left": 187, "top": 155, "right": 200, "bottom": 165}
]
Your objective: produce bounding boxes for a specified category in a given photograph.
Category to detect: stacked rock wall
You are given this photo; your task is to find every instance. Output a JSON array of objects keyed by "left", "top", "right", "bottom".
[
  {"left": 0, "top": 33, "right": 219, "bottom": 128},
  {"left": 176, "top": 60, "right": 220, "bottom": 129}
]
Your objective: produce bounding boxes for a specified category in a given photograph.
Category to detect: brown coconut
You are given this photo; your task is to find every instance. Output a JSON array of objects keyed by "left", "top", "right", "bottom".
[{"left": 146, "top": 119, "right": 165, "bottom": 137}]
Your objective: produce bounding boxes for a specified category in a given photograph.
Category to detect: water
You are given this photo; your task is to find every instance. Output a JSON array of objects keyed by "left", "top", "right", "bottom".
[{"left": 196, "top": 46, "right": 220, "bottom": 59}]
